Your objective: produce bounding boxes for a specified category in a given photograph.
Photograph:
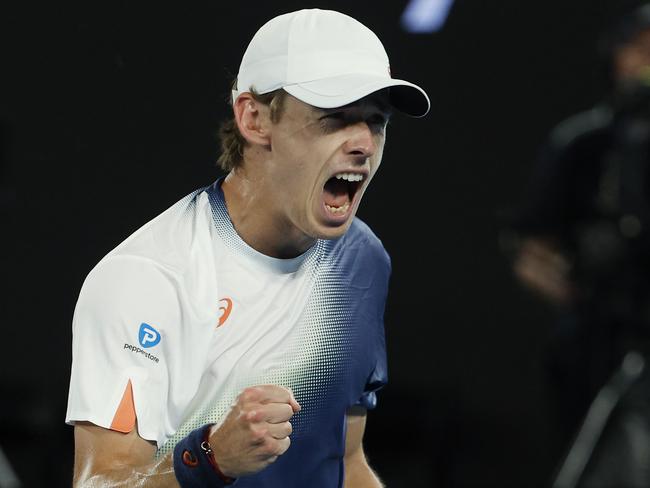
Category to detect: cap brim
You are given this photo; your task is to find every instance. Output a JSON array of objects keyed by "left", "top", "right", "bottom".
[{"left": 283, "top": 74, "right": 430, "bottom": 118}]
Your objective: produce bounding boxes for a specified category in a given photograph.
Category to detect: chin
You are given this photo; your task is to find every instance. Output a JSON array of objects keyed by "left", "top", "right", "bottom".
[{"left": 311, "top": 219, "right": 354, "bottom": 240}]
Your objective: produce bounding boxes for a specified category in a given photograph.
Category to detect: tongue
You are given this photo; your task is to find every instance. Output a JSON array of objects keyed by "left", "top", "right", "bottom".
[{"left": 323, "top": 178, "right": 350, "bottom": 207}]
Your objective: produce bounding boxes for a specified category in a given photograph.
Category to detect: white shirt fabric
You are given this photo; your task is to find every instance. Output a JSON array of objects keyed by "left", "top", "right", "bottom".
[{"left": 66, "top": 179, "right": 389, "bottom": 485}]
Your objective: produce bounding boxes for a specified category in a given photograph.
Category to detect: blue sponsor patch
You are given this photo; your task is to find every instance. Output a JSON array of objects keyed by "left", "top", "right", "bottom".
[{"left": 138, "top": 323, "right": 161, "bottom": 348}]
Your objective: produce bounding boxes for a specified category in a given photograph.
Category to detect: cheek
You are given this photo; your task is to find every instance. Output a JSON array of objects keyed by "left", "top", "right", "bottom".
[
  {"left": 370, "top": 140, "right": 386, "bottom": 174},
  {"left": 273, "top": 146, "right": 322, "bottom": 207},
  {"left": 272, "top": 139, "right": 308, "bottom": 177}
]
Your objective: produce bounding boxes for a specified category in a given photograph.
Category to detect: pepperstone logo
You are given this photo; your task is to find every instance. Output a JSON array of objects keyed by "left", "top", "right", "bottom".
[
  {"left": 123, "top": 343, "right": 159, "bottom": 363},
  {"left": 122, "top": 323, "right": 161, "bottom": 363},
  {"left": 139, "top": 323, "right": 161, "bottom": 348}
]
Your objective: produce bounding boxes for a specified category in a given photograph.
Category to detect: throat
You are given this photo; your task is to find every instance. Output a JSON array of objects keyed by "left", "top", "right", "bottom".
[{"left": 222, "top": 175, "right": 314, "bottom": 258}]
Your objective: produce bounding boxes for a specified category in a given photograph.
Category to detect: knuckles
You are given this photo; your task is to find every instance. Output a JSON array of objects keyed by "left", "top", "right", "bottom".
[
  {"left": 259, "top": 438, "right": 277, "bottom": 456},
  {"left": 238, "top": 387, "right": 262, "bottom": 404},
  {"left": 261, "top": 437, "right": 290, "bottom": 457},
  {"left": 237, "top": 385, "right": 294, "bottom": 405},
  {"left": 220, "top": 385, "right": 298, "bottom": 473},
  {"left": 250, "top": 426, "right": 267, "bottom": 443}
]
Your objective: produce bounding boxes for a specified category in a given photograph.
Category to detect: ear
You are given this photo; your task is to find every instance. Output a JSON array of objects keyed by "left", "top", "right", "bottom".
[{"left": 233, "top": 93, "right": 272, "bottom": 147}]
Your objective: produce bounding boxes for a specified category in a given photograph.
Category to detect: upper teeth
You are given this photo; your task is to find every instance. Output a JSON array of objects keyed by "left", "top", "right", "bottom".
[{"left": 335, "top": 173, "right": 364, "bottom": 182}]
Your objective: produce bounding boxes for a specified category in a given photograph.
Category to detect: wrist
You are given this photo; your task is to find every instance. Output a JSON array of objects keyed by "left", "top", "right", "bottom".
[
  {"left": 200, "top": 426, "right": 236, "bottom": 483},
  {"left": 173, "top": 424, "right": 237, "bottom": 487}
]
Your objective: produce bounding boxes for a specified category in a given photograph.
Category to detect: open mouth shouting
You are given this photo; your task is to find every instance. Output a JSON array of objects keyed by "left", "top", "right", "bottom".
[{"left": 321, "top": 171, "right": 366, "bottom": 223}]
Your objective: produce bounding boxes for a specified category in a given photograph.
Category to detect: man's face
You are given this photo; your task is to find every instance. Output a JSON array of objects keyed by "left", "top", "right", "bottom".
[
  {"left": 263, "top": 91, "right": 391, "bottom": 241},
  {"left": 614, "top": 29, "right": 650, "bottom": 83}
]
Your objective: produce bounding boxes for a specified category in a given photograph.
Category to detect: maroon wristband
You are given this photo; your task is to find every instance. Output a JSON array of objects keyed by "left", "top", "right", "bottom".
[{"left": 200, "top": 425, "right": 236, "bottom": 484}]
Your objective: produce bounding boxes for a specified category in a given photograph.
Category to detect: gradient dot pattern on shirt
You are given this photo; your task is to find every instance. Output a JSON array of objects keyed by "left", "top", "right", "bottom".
[{"left": 156, "top": 187, "right": 355, "bottom": 456}]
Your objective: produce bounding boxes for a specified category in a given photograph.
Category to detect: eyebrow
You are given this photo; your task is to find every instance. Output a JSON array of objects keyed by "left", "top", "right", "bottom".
[{"left": 317, "top": 101, "right": 393, "bottom": 117}]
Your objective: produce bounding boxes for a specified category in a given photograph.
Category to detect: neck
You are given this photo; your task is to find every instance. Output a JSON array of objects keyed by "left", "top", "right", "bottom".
[{"left": 221, "top": 169, "right": 316, "bottom": 259}]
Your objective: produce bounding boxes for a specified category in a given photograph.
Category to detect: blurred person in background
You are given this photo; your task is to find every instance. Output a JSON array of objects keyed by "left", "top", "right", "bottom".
[{"left": 508, "top": 3, "right": 650, "bottom": 486}]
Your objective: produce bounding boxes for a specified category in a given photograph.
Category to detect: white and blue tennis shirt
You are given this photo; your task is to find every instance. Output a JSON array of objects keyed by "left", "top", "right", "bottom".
[{"left": 66, "top": 178, "right": 389, "bottom": 487}]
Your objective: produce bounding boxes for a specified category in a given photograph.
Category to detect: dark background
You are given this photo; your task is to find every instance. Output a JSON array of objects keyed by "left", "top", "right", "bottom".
[{"left": 0, "top": 1, "right": 642, "bottom": 486}]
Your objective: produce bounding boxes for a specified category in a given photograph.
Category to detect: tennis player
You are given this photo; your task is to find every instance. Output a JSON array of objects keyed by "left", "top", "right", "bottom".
[{"left": 66, "top": 8, "right": 429, "bottom": 487}]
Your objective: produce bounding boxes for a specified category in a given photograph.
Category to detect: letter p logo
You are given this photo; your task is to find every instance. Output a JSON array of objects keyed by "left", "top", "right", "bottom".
[{"left": 139, "top": 323, "right": 161, "bottom": 348}]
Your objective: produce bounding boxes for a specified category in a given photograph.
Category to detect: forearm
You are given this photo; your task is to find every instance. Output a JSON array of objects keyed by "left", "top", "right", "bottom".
[
  {"left": 344, "top": 452, "right": 384, "bottom": 488},
  {"left": 74, "top": 452, "right": 178, "bottom": 488},
  {"left": 73, "top": 386, "right": 299, "bottom": 488}
]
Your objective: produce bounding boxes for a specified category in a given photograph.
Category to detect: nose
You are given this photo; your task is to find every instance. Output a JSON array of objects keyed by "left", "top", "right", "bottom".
[{"left": 342, "top": 122, "right": 377, "bottom": 159}]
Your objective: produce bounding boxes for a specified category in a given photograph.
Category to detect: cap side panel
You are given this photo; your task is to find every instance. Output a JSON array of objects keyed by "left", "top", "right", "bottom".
[{"left": 287, "top": 50, "right": 389, "bottom": 85}]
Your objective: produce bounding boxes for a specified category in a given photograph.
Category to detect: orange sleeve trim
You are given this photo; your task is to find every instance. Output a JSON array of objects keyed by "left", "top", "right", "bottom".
[{"left": 110, "top": 380, "right": 136, "bottom": 433}]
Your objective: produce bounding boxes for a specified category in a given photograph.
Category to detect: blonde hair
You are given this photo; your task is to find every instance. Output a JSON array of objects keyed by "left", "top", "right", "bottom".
[{"left": 217, "top": 87, "right": 288, "bottom": 171}]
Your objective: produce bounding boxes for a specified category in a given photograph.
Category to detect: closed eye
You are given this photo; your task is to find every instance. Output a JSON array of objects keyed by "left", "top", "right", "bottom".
[
  {"left": 318, "top": 112, "right": 346, "bottom": 132},
  {"left": 320, "top": 112, "right": 345, "bottom": 121},
  {"left": 317, "top": 110, "right": 390, "bottom": 134}
]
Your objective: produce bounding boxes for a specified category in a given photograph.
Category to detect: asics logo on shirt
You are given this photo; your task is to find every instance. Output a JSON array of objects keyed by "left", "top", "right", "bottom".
[
  {"left": 217, "top": 298, "right": 233, "bottom": 327},
  {"left": 138, "top": 323, "right": 161, "bottom": 348}
]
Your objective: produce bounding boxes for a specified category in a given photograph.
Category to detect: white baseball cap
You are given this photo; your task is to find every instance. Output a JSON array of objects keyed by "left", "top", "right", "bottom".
[{"left": 232, "top": 9, "right": 430, "bottom": 117}]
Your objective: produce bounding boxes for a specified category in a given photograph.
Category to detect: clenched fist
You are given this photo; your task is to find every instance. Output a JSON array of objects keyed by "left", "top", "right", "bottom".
[{"left": 209, "top": 385, "right": 301, "bottom": 478}]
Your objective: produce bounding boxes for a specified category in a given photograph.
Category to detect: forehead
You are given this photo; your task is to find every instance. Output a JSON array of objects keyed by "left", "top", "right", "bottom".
[
  {"left": 285, "top": 90, "right": 392, "bottom": 116},
  {"left": 332, "top": 90, "right": 391, "bottom": 112}
]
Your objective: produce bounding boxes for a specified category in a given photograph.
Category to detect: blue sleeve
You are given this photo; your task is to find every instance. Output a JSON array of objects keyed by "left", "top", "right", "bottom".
[
  {"left": 355, "top": 344, "right": 387, "bottom": 409},
  {"left": 355, "top": 245, "right": 390, "bottom": 410}
]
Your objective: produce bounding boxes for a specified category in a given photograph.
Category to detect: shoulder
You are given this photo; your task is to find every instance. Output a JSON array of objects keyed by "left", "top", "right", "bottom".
[
  {"left": 546, "top": 104, "right": 613, "bottom": 152},
  {"left": 334, "top": 217, "right": 391, "bottom": 272},
  {"left": 76, "top": 186, "right": 218, "bottom": 323},
  {"left": 75, "top": 255, "right": 182, "bottom": 335},
  {"left": 105, "top": 188, "right": 210, "bottom": 273}
]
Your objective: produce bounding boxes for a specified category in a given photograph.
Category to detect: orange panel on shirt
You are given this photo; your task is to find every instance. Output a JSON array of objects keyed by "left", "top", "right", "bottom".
[{"left": 110, "top": 380, "right": 136, "bottom": 433}]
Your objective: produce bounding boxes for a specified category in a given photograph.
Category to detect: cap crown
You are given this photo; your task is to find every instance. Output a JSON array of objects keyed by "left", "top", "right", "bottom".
[{"left": 236, "top": 9, "right": 390, "bottom": 95}]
